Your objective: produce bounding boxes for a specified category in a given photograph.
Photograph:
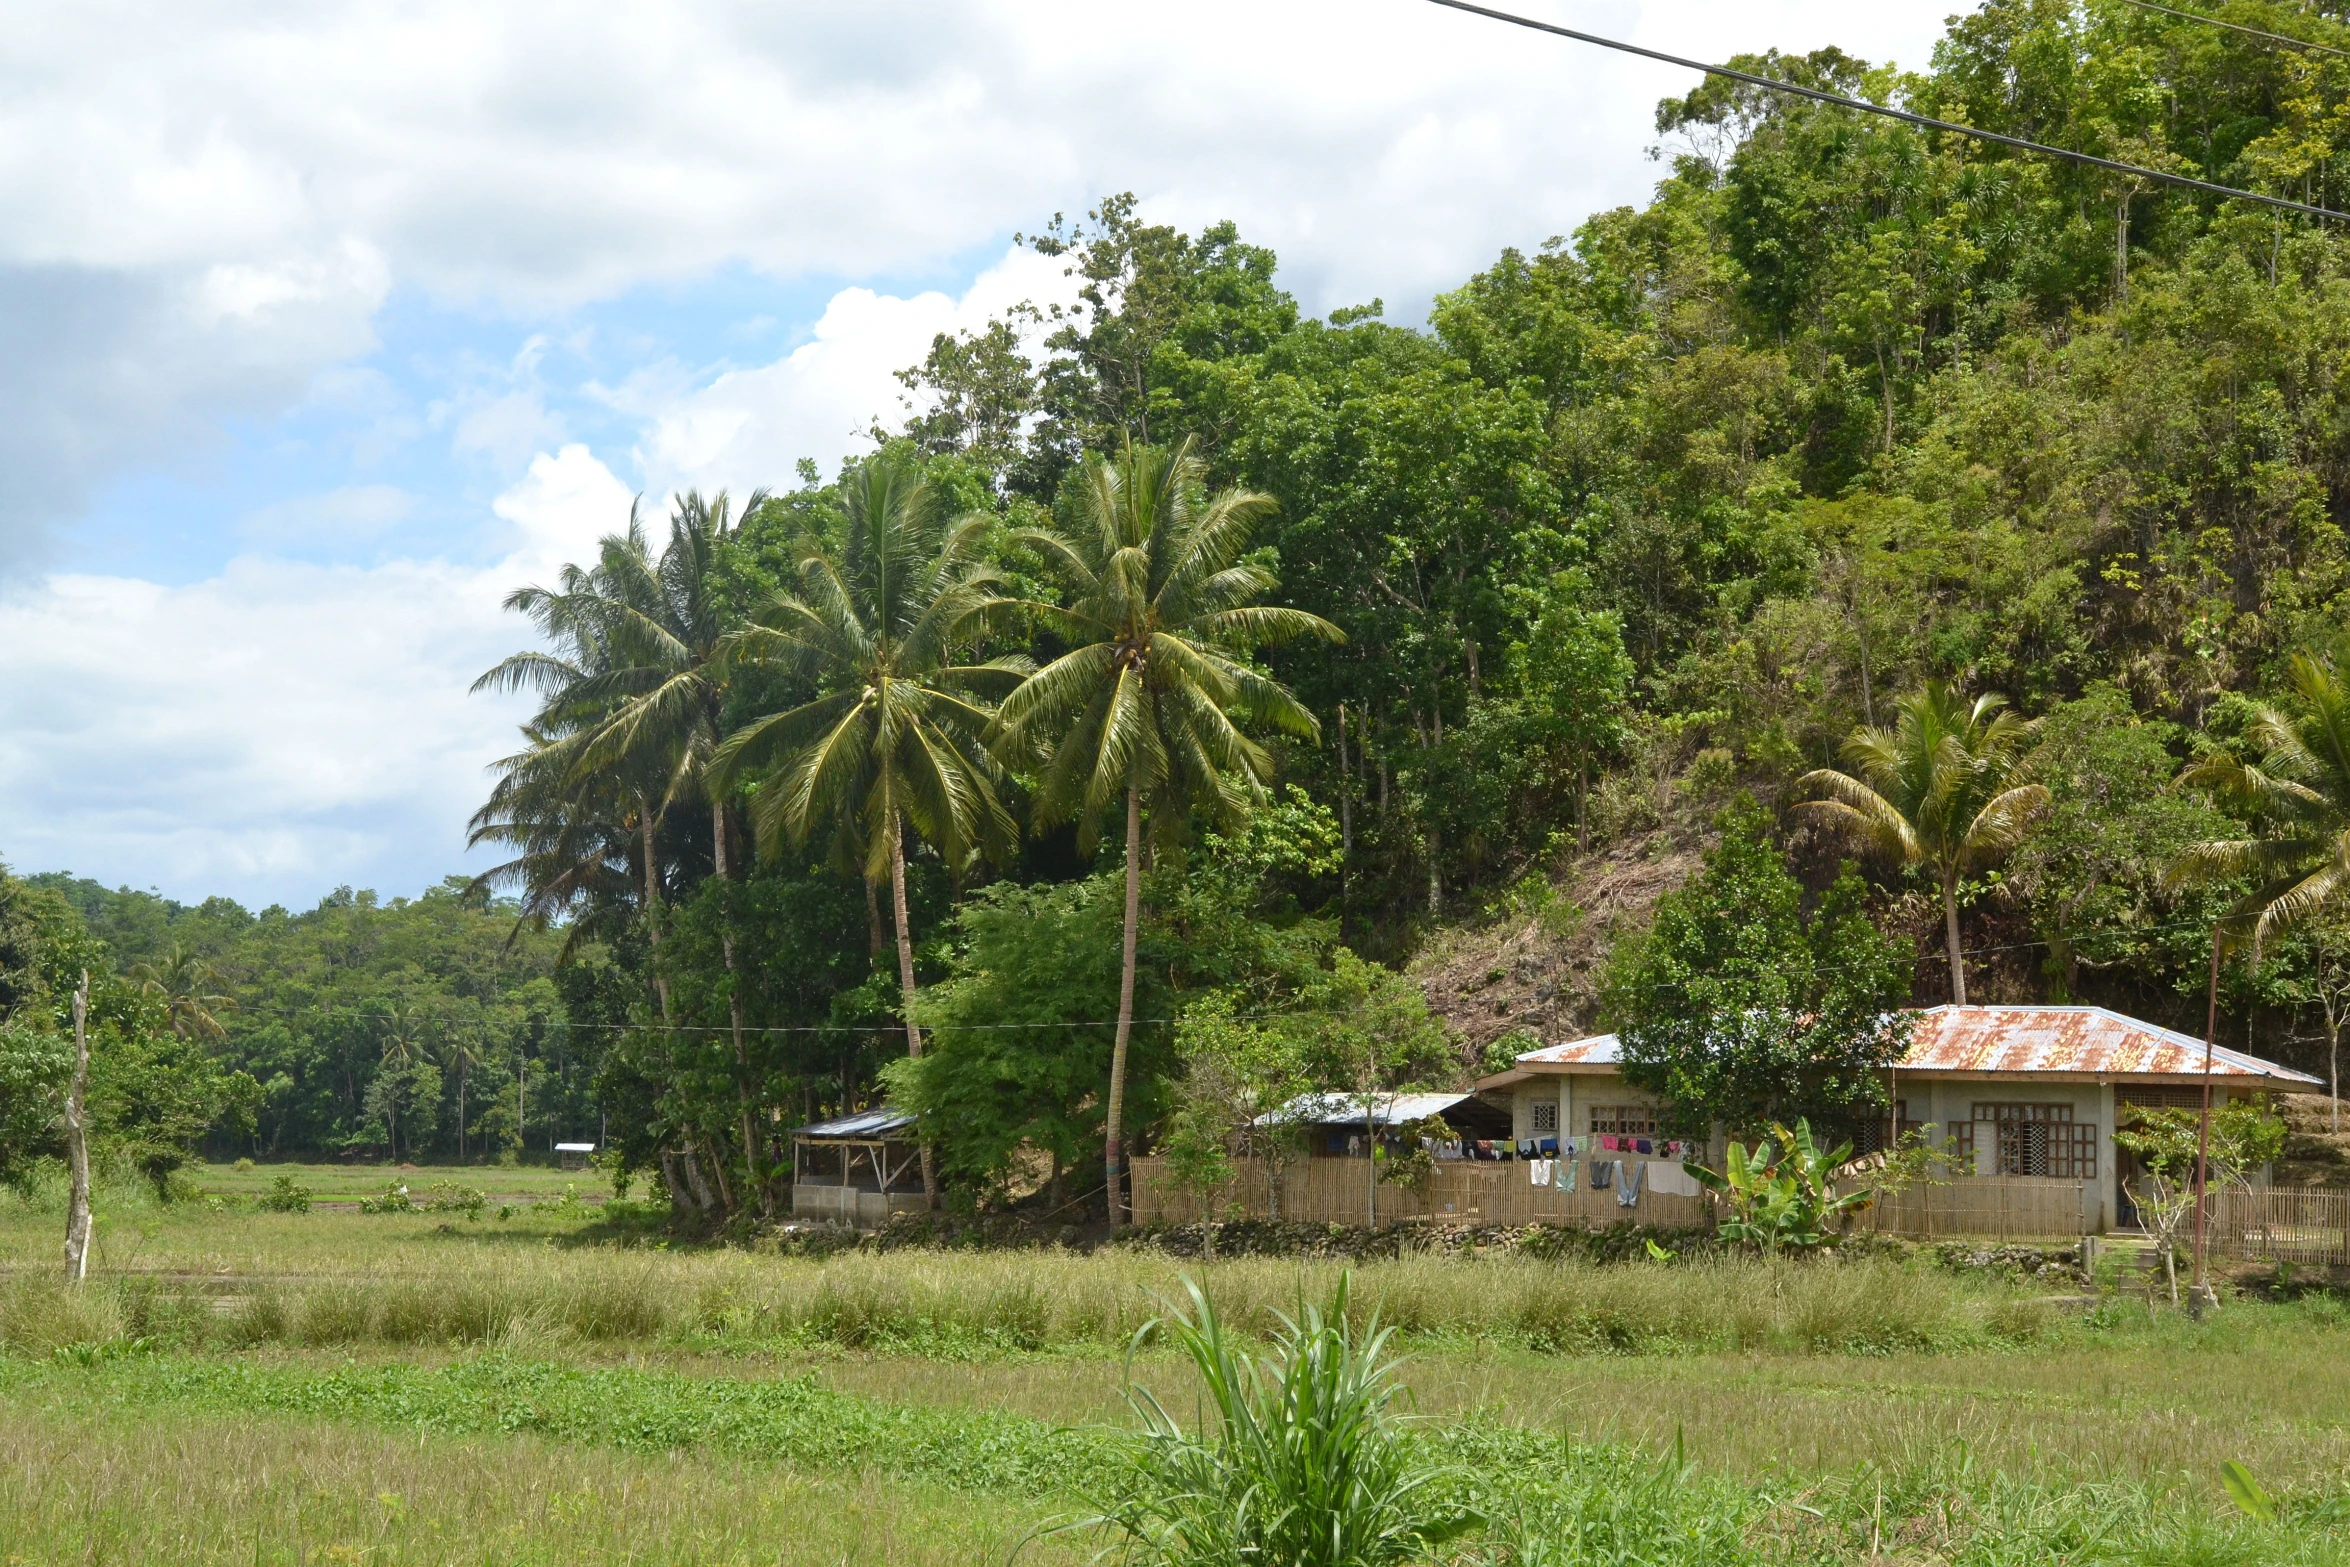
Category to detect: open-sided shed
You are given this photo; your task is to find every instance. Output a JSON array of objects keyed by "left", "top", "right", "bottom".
[{"left": 790, "top": 1108, "right": 926, "bottom": 1226}]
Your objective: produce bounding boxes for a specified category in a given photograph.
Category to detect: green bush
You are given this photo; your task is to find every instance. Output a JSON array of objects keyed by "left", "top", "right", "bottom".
[{"left": 255, "top": 1174, "right": 312, "bottom": 1213}]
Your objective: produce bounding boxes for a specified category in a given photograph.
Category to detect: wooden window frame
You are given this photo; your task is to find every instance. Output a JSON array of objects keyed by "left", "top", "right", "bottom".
[
  {"left": 1588, "top": 1104, "right": 1658, "bottom": 1137},
  {"left": 1971, "top": 1102, "right": 2096, "bottom": 1179}
]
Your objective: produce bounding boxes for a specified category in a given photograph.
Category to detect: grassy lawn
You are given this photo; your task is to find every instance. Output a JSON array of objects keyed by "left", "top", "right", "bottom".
[
  {"left": 191, "top": 1159, "right": 617, "bottom": 1202},
  {"left": 3, "top": 1188, "right": 2348, "bottom": 1563}
]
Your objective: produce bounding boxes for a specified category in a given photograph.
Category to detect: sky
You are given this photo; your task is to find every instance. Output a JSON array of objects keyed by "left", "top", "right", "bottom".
[{"left": 0, "top": 0, "right": 1956, "bottom": 911}]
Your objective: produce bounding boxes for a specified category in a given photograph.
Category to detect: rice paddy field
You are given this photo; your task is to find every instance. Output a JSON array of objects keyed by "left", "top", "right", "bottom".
[{"left": 3, "top": 1162, "right": 2349, "bottom": 1564}]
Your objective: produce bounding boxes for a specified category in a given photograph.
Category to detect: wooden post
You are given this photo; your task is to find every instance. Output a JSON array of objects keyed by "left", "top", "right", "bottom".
[
  {"left": 64, "top": 970, "right": 92, "bottom": 1283},
  {"left": 2191, "top": 931, "right": 2221, "bottom": 1315}
]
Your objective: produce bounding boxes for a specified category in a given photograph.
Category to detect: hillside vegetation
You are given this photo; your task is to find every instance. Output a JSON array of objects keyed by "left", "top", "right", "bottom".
[{"left": 18, "top": 0, "right": 2350, "bottom": 1211}]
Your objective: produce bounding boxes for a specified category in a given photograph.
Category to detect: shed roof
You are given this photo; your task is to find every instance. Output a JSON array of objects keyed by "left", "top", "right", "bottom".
[
  {"left": 793, "top": 1108, "right": 918, "bottom": 1140},
  {"left": 1255, "top": 1091, "right": 1478, "bottom": 1128},
  {"left": 1897, "top": 1006, "right": 2323, "bottom": 1087}
]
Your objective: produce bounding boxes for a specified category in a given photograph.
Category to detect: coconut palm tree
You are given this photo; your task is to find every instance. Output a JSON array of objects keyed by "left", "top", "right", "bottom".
[
  {"left": 2169, "top": 646, "right": 2350, "bottom": 953},
  {"left": 474, "top": 490, "right": 768, "bottom": 1211},
  {"left": 1795, "top": 680, "right": 2048, "bottom": 1005},
  {"left": 990, "top": 437, "right": 1341, "bottom": 1225},
  {"left": 374, "top": 1000, "right": 427, "bottom": 1161},
  {"left": 125, "top": 944, "right": 236, "bottom": 1042},
  {"left": 711, "top": 454, "right": 1025, "bottom": 1205}
]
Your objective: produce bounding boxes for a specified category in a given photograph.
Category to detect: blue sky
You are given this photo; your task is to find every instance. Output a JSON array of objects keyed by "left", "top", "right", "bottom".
[{"left": 0, "top": 0, "right": 1950, "bottom": 912}]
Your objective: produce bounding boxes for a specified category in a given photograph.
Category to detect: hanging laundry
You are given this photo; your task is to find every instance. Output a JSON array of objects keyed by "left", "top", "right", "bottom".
[
  {"left": 1554, "top": 1157, "right": 1576, "bottom": 1192},
  {"left": 1538, "top": 1136, "right": 1559, "bottom": 1157},
  {"left": 1529, "top": 1158, "right": 1549, "bottom": 1187},
  {"left": 1634, "top": 1137, "right": 1654, "bottom": 1155},
  {"left": 1647, "top": 1161, "right": 1700, "bottom": 1198},
  {"left": 1589, "top": 1159, "right": 1614, "bottom": 1190},
  {"left": 1616, "top": 1159, "right": 1646, "bottom": 1208}
]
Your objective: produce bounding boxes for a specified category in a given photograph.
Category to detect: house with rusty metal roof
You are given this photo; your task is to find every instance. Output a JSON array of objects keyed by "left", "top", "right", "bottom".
[{"left": 1473, "top": 1004, "right": 2324, "bottom": 1233}]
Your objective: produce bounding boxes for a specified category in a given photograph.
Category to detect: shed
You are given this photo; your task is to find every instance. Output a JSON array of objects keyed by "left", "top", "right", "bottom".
[
  {"left": 554, "top": 1140, "right": 595, "bottom": 1172},
  {"left": 1256, "top": 1090, "right": 1514, "bottom": 1157},
  {"left": 790, "top": 1108, "right": 926, "bottom": 1226}
]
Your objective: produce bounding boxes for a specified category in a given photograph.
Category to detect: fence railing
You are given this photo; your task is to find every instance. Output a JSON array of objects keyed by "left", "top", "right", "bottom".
[{"left": 2210, "top": 1184, "right": 2350, "bottom": 1267}]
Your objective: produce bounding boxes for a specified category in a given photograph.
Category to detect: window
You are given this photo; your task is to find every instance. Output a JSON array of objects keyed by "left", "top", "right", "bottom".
[
  {"left": 1530, "top": 1101, "right": 1559, "bottom": 1134},
  {"left": 2118, "top": 1086, "right": 2225, "bottom": 1113},
  {"left": 1588, "top": 1105, "right": 1657, "bottom": 1137},
  {"left": 1972, "top": 1103, "right": 2096, "bottom": 1179}
]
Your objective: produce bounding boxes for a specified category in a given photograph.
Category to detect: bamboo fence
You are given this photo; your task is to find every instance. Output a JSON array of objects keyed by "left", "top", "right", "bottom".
[
  {"left": 1129, "top": 1155, "right": 1712, "bottom": 1230},
  {"left": 1133, "top": 1158, "right": 2114, "bottom": 1239},
  {"left": 2209, "top": 1184, "right": 2350, "bottom": 1267},
  {"left": 1848, "top": 1176, "right": 2091, "bottom": 1241}
]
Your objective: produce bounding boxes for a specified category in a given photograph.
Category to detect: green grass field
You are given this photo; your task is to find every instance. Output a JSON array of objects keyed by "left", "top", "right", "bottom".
[{"left": 2, "top": 1165, "right": 2347, "bottom": 1564}]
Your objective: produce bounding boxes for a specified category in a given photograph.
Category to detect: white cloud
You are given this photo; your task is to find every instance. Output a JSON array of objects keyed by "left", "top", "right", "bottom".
[
  {"left": 0, "top": 240, "right": 387, "bottom": 569},
  {"left": 635, "top": 243, "right": 1071, "bottom": 497},
  {"left": 0, "top": 0, "right": 1950, "bottom": 561},
  {"left": 0, "top": 448, "right": 637, "bottom": 906},
  {"left": 0, "top": 0, "right": 1969, "bottom": 901}
]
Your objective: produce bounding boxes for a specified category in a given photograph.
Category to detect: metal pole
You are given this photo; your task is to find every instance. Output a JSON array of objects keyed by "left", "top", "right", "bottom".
[{"left": 2191, "top": 929, "right": 2220, "bottom": 1314}]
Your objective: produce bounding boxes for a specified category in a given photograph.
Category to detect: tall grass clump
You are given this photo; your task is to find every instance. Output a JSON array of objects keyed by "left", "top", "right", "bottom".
[
  {"left": 0, "top": 1247, "right": 2048, "bottom": 1359},
  {"left": 1072, "top": 1275, "right": 1471, "bottom": 1567}
]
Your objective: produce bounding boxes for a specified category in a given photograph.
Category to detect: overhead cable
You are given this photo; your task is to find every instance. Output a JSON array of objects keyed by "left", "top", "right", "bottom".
[
  {"left": 2112, "top": 0, "right": 2350, "bottom": 62},
  {"left": 1420, "top": 0, "right": 2350, "bottom": 221}
]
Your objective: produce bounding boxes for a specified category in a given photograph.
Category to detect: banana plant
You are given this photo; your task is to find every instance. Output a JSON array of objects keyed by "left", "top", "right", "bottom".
[{"left": 1688, "top": 1118, "right": 1875, "bottom": 1252}]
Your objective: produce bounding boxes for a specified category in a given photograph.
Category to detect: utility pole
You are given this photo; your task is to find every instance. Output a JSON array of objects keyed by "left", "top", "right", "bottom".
[
  {"left": 64, "top": 971, "right": 92, "bottom": 1283},
  {"left": 2190, "top": 930, "right": 2221, "bottom": 1317}
]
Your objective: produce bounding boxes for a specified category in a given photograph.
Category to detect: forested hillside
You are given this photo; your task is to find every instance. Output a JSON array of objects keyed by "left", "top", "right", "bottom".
[{"left": 16, "top": 0, "right": 2350, "bottom": 1210}]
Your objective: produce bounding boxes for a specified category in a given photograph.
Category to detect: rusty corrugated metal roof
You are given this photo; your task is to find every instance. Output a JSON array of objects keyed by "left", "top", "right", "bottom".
[
  {"left": 1515, "top": 1034, "right": 1622, "bottom": 1065},
  {"left": 1496, "top": 1009, "right": 2323, "bottom": 1088},
  {"left": 1899, "top": 1006, "right": 2321, "bottom": 1085}
]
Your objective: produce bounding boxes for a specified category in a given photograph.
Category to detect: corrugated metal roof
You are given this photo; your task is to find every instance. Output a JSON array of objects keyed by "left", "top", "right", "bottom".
[
  {"left": 1494, "top": 1010, "right": 2323, "bottom": 1088},
  {"left": 1514, "top": 1034, "right": 1623, "bottom": 1066},
  {"left": 1898, "top": 1006, "right": 2322, "bottom": 1084},
  {"left": 793, "top": 1107, "right": 919, "bottom": 1139},
  {"left": 1256, "top": 1092, "right": 1473, "bottom": 1127}
]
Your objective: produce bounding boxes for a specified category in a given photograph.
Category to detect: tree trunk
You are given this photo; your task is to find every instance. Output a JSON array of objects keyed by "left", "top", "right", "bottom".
[
  {"left": 713, "top": 803, "right": 764, "bottom": 1217},
  {"left": 865, "top": 876, "right": 885, "bottom": 962},
  {"left": 642, "top": 800, "right": 673, "bottom": 1023},
  {"left": 1107, "top": 780, "right": 1144, "bottom": 1229},
  {"left": 1336, "top": 702, "right": 1354, "bottom": 856},
  {"left": 64, "top": 972, "right": 92, "bottom": 1283},
  {"left": 1427, "top": 823, "right": 1443, "bottom": 917},
  {"left": 459, "top": 1060, "right": 467, "bottom": 1164},
  {"left": 1576, "top": 755, "right": 1589, "bottom": 854},
  {"left": 1942, "top": 874, "right": 1968, "bottom": 1006},
  {"left": 890, "top": 817, "right": 938, "bottom": 1209}
]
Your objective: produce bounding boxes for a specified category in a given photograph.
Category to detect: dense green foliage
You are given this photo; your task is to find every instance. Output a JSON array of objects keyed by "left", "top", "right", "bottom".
[
  {"left": 25, "top": 1, "right": 2350, "bottom": 1204},
  {"left": 0, "top": 867, "right": 234, "bottom": 1190},
  {"left": 19, "top": 873, "right": 587, "bottom": 1163},
  {"left": 1605, "top": 800, "right": 1911, "bottom": 1139}
]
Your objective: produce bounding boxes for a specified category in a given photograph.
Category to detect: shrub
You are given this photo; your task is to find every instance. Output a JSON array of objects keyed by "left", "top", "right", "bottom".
[
  {"left": 357, "top": 1181, "right": 416, "bottom": 1215},
  {"left": 256, "top": 1174, "right": 313, "bottom": 1213}
]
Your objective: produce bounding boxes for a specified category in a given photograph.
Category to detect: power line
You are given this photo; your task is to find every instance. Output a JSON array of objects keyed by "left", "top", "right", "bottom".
[
  {"left": 1420, "top": 0, "right": 2350, "bottom": 221},
  {"left": 2113, "top": 0, "right": 2350, "bottom": 62}
]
